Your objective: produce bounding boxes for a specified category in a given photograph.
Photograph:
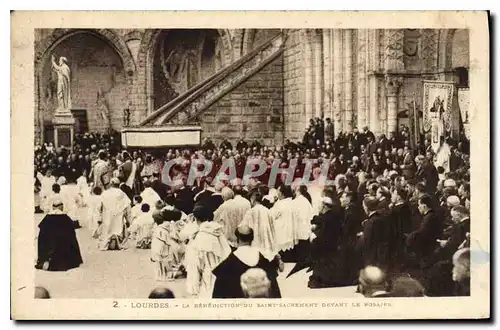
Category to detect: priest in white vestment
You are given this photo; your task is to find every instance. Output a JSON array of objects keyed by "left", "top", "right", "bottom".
[
  {"left": 91, "top": 151, "right": 110, "bottom": 190},
  {"left": 435, "top": 141, "right": 451, "bottom": 173},
  {"left": 184, "top": 204, "right": 231, "bottom": 298},
  {"left": 99, "top": 178, "right": 131, "bottom": 251},
  {"left": 58, "top": 176, "right": 80, "bottom": 222},
  {"left": 270, "top": 185, "right": 296, "bottom": 253},
  {"left": 292, "top": 185, "right": 314, "bottom": 244},
  {"left": 239, "top": 190, "right": 276, "bottom": 261},
  {"left": 214, "top": 186, "right": 251, "bottom": 248}
]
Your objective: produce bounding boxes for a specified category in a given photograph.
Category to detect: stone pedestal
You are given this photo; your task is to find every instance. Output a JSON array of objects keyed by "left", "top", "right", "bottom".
[{"left": 52, "top": 110, "right": 75, "bottom": 149}]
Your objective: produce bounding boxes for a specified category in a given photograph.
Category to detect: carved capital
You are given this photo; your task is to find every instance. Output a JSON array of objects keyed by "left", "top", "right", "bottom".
[{"left": 385, "top": 75, "right": 403, "bottom": 96}]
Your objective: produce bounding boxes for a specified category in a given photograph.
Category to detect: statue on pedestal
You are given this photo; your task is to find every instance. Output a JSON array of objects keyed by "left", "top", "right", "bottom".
[{"left": 51, "top": 54, "right": 72, "bottom": 113}]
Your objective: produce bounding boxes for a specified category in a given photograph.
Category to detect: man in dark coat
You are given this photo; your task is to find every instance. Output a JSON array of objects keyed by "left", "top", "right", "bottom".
[
  {"left": 150, "top": 172, "right": 169, "bottom": 202},
  {"left": 308, "top": 197, "right": 344, "bottom": 288},
  {"left": 359, "top": 196, "right": 391, "bottom": 270},
  {"left": 362, "top": 126, "right": 376, "bottom": 145},
  {"left": 366, "top": 136, "right": 378, "bottom": 156},
  {"left": 35, "top": 199, "right": 83, "bottom": 271},
  {"left": 236, "top": 138, "right": 248, "bottom": 153},
  {"left": 173, "top": 181, "right": 195, "bottom": 215},
  {"left": 378, "top": 134, "right": 390, "bottom": 152},
  {"left": 339, "top": 191, "right": 362, "bottom": 285},
  {"left": 219, "top": 138, "right": 233, "bottom": 151},
  {"left": 212, "top": 226, "right": 282, "bottom": 298},
  {"left": 436, "top": 205, "right": 470, "bottom": 262},
  {"left": 388, "top": 187, "right": 413, "bottom": 271},
  {"left": 415, "top": 156, "right": 439, "bottom": 194},
  {"left": 202, "top": 137, "right": 216, "bottom": 151},
  {"left": 406, "top": 195, "right": 444, "bottom": 265}
]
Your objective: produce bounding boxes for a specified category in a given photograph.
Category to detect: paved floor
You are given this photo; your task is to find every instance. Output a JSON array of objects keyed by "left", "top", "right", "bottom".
[{"left": 34, "top": 212, "right": 360, "bottom": 299}]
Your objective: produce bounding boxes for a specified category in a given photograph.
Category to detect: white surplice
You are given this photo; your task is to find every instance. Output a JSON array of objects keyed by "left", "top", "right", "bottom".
[
  {"left": 99, "top": 187, "right": 131, "bottom": 250},
  {"left": 184, "top": 221, "right": 231, "bottom": 298},
  {"left": 76, "top": 175, "right": 90, "bottom": 206},
  {"left": 308, "top": 182, "right": 324, "bottom": 216},
  {"left": 270, "top": 197, "right": 296, "bottom": 252},
  {"left": 292, "top": 194, "right": 314, "bottom": 243},
  {"left": 60, "top": 183, "right": 80, "bottom": 220},
  {"left": 214, "top": 195, "right": 251, "bottom": 247},
  {"left": 86, "top": 194, "right": 103, "bottom": 235},
  {"left": 36, "top": 172, "right": 56, "bottom": 212},
  {"left": 239, "top": 204, "right": 276, "bottom": 260}
]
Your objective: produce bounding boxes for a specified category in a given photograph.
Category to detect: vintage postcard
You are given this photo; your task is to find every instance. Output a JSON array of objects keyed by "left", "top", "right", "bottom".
[{"left": 11, "top": 11, "right": 490, "bottom": 320}]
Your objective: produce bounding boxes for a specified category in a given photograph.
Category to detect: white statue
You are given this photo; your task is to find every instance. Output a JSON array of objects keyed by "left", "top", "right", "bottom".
[{"left": 51, "top": 54, "right": 72, "bottom": 112}]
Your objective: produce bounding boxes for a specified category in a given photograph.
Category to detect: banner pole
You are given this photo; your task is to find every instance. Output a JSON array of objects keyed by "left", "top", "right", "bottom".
[{"left": 413, "top": 94, "right": 418, "bottom": 154}]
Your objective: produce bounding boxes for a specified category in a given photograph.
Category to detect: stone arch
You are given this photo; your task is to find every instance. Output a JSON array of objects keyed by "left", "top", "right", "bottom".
[
  {"left": 137, "top": 29, "right": 233, "bottom": 70},
  {"left": 137, "top": 29, "right": 234, "bottom": 115},
  {"left": 438, "top": 29, "right": 456, "bottom": 70},
  {"left": 123, "top": 30, "right": 143, "bottom": 42},
  {"left": 35, "top": 28, "right": 136, "bottom": 76}
]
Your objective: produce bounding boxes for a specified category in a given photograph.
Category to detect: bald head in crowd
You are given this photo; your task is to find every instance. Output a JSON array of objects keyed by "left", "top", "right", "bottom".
[
  {"left": 34, "top": 286, "right": 51, "bottom": 299},
  {"left": 358, "top": 266, "right": 388, "bottom": 297},
  {"left": 451, "top": 205, "right": 469, "bottom": 223},
  {"left": 148, "top": 287, "right": 175, "bottom": 299}
]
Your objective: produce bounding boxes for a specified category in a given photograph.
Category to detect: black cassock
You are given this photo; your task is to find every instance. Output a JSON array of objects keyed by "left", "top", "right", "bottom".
[
  {"left": 308, "top": 207, "right": 345, "bottom": 288},
  {"left": 36, "top": 213, "right": 83, "bottom": 271},
  {"left": 212, "top": 253, "right": 281, "bottom": 298}
]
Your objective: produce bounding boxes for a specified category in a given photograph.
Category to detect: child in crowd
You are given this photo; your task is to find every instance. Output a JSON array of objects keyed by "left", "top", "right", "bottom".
[
  {"left": 129, "top": 203, "right": 154, "bottom": 249},
  {"left": 130, "top": 195, "right": 144, "bottom": 225},
  {"left": 46, "top": 183, "right": 61, "bottom": 213}
]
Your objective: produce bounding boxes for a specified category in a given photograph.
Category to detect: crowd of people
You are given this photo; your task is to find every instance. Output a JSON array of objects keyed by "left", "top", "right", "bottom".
[{"left": 34, "top": 118, "right": 472, "bottom": 298}]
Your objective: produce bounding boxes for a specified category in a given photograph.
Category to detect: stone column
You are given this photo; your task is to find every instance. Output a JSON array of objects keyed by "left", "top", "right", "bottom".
[
  {"left": 313, "top": 30, "right": 324, "bottom": 118},
  {"left": 368, "top": 30, "right": 380, "bottom": 135},
  {"left": 333, "top": 29, "right": 343, "bottom": 134},
  {"left": 303, "top": 30, "right": 314, "bottom": 125},
  {"left": 385, "top": 75, "right": 403, "bottom": 134},
  {"left": 356, "top": 29, "right": 368, "bottom": 130},
  {"left": 322, "top": 29, "right": 332, "bottom": 120},
  {"left": 344, "top": 29, "right": 353, "bottom": 132}
]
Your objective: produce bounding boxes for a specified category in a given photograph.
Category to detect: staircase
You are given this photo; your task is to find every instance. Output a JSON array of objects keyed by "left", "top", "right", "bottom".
[{"left": 139, "top": 32, "right": 286, "bottom": 127}]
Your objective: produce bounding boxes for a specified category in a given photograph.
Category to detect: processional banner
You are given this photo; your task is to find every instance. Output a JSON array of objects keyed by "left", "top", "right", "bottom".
[{"left": 422, "top": 81, "right": 454, "bottom": 153}]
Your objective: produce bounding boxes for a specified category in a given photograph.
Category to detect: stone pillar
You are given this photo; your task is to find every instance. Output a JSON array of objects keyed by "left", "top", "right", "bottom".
[
  {"left": 313, "top": 30, "right": 324, "bottom": 118},
  {"left": 333, "top": 29, "right": 343, "bottom": 134},
  {"left": 356, "top": 29, "right": 368, "bottom": 130},
  {"left": 344, "top": 29, "right": 353, "bottom": 132},
  {"left": 368, "top": 30, "right": 380, "bottom": 135},
  {"left": 303, "top": 30, "right": 314, "bottom": 125},
  {"left": 385, "top": 75, "right": 403, "bottom": 134},
  {"left": 322, "top": 29, "right": 332, "bottom": 120}
]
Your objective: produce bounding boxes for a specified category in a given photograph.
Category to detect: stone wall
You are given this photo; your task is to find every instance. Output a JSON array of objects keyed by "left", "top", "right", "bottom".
[
  {"left": 283, "top": 29, "right": 305, "bottom": 141},
  {"left": 201, "top": 54, "right": 284, "bottom": 146}
]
